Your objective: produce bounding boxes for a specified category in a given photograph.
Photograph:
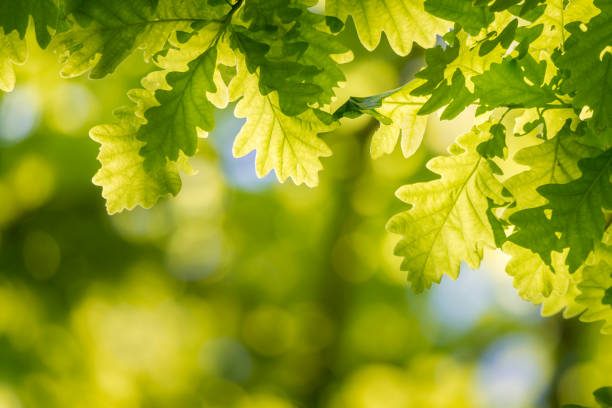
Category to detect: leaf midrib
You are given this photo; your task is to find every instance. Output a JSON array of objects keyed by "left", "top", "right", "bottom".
[{"left": 421, "top": 156, "right": 482, "bottom": 276}]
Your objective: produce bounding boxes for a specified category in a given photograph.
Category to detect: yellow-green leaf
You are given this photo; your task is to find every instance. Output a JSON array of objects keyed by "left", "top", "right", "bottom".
[
  {"left": 326, "top": 0, "right": 451, "bottom": 56},
  {"left": 504, "top": 242, "right": 585, "bottom": 318},
  {"left": 91, "top": 95, "right": 184, "bottom": 214},
  {"left": 55, "top": 0, "right": 228, "bottom": 78},
  {"left": 387, "top": 122, "right": 506, "bottom": 292},
  {"left": 0, "top": 29, "right": 26, "bottom": 92},
  {"left": 370, "top": 79, "right": 428, "bottom": 159},
  {"left": 230, "top": 58, "right": 334, "bottom": 187},
  {"left": 577, "top": 241, "right": 612, "bottom": 334}
]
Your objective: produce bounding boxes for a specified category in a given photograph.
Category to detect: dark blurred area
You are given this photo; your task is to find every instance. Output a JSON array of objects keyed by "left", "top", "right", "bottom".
[{"left": 0, "top": 19, "right": 611, "bottom": 408}]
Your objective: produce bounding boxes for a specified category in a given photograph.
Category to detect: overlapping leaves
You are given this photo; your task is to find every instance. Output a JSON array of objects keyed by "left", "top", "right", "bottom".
[
  {"left": 510, "top": 147, "right": 612, "bottom": 272},
  {"left": 83, "top": 0, "right": 350, "bottom": 211},
  {"left": 387, "top": 123, "right": 506, "bottom": 292},
  {"left": 325, "top": 0, "right": 451, "bottom": 56},
  {"left": 55, "top": 0, "right": 229, "bottom": 78},
  {"left": 0, "top": 0, "right": 58, "bottom": 48},
  {"left": 230, "top": 58, "right": 335, "bottom": 187},
  {"left": 334, "top": 0, "right": 612, "bottom": 333},
  {"left": 555, "top": 0, "right": 612, "bottom": 131},
  {"left": 2, "top": 0, "right": 612, "bottom": 334},
  {"left": 333, "top": 79, "right": 428, "bottom": 158},
  {"left": 0, "top": 0, "right": 60, "bottom": 90},
  {"left": 0, "top": 29, "right": 27, "bottom": 92},
  {"left": 231, "top": 0, "right": 350, "bottom": 116}
]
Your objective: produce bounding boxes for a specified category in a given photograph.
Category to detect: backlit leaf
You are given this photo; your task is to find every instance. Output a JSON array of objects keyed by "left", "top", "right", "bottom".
[
  {"left": 387, "top": 123, "right": 506, "bottom": 292},
  {"left": 0, "top": 29, "right": 27, "bottom": 92},
  {"left": 55, "top": 0, "right": 228, "bottom": 78},
  {"left": 230, "top": 58, "right": 335, "bottom": 187},
  {"left": 326, "top": 0, "right": 451, "bottom": 56}
]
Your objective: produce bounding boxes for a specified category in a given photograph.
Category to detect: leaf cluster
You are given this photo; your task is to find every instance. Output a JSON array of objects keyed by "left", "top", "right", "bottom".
[
  {"left": 336, "top": 0, "right": 612, "bottom": 332},
  {"left": 2, "top": 0, "right": 612, "bottom": 333}
]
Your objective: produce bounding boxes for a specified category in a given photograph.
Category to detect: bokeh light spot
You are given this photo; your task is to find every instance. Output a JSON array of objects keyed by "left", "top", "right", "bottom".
[
  {"left": 47, "top": 83, "right": 96, "bottom": 134},
  {"left": 476, "top": 334, "right": 553, "bottom": 408},
  {"left": 242, "top": 306, "right": 297, "bottom": 356},
  {"left": 199, "top": 338, "right": 252, "bottom": 383},
  {"left": 22, "top": 230, "right": 61, "bottom": 280},
  {"left": 428, "top": 263, "right": 494, "bottom": 335},
  {"left": 0, "top": 86, "right": 41, "bottom": 145},
  {"left": 166, "top": 225, "right": 223, "bottom": 281},
  {"left": 10, "top": 155, "right": 56, "bottom": 210}
]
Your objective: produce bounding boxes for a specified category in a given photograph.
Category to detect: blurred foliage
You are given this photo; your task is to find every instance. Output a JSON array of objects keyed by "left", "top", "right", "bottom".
[{"left": 0, "top": 19, "right": 610, "bottom": 408}]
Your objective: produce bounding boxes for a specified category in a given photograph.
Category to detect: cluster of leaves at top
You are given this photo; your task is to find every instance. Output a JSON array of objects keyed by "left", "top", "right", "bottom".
[{"left": 1, "top": 0, "right": 612, "bottom": 332}]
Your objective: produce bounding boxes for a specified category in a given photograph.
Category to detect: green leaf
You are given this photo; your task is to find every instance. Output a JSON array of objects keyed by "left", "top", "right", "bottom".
[
  {"left": 472, "top": 56, "right": 556, "bottom": 110},
  {"left": 504, "top": 121, "right": 601, "bottom": 214},
  {"left": 507, "top": 204, "right": 565, "bottom": 265},
  {"left": 231, "top": 29, "right": 321, "bottom": 116},
  {"left": 419, "top": 69, "right": 476, "bottom": 120},
  {"left": 577, "top": 243, "right": 612, "bottom": 334},
  {"left": 603, "top": 285, "right": 612, "bottom": 306},
  {"left": 528, "top": 0, "right": 598, "bottom": 56},
  {"left": 536, "top": 148, "right": 612, "bottom": 272},
  {"left": 413, "top": 43, "right": 460, "bottom": 96},
  {"left": 443, "top": 31, "right": 507, "bottom": 89},
  {"left": 595, "top": 386, "right": 612, "bottom": 407},
  {"left": 333, "top": 79, "right": 429, "bottom": 159},
  {"left": 0, "top": 29, "right": 27, "bottom": 92},
  {"left": 504, "top": 242, "right": 585, "bottom": 318},
  {"left": 578, "top": 262, "right": 612, "bottom": 334},
  {"left": 510, "top": 147, "right": 612, "bottom": 272},
  {"left": 0, "top": 0, "right": 58, "bottom": 48},
  {"left": 502, "top": 122, "right": 607, "bottom": 309},
  {"left": 332, "top": 90, "right": 396, "bottom": 123},
  {"left": 91, "top": 24, "right": 226, "bottom": 213},
  {"left": 325, "top": 0, "right": 451, "bottom": 56},
  {"left": 369, "top": 80, "right": 429, "bottom": 159},
  {"left": 239, "top": 0, "right": 312, "bottom": 28},
  {"left": 91, "top": 95, "right": 185, "bottom": 214},
  {"left": 291, "top": 11, "right": 352, "bottom": 107},
  {"left": 231, "top": 1, "right": 350, "bottom": 116},
  {"left": 477, "top": 123, "right": 507, "bottom": 159},
  {"left": 325, "top": 16, "right": 344, "bottom": 34},
  {"left": 229, "top": 58, "right": 335, "bottom": 187},
  {"left": 556, "top": 0, "right": 612, "bottom": 131},
  {"left": 138, "top": 47, "right": 218, "bottom": 171},
  {"left": 387, "top": 123, "right": 506, "bottom": 292},
  {"left": 424, "top": 0, "right": 494, "bottom": 35},
  {"left": 479, "top": 18, "right": 518, "bottom": 56},
  {"left": 55, "top": 0, "right": 228, "bottom": 78},
  {"left": 412, "top": 33, "right": 506, "bottom": 120},
  {"left": 513, "top": 24, "right": 543, "bottom": 58}
]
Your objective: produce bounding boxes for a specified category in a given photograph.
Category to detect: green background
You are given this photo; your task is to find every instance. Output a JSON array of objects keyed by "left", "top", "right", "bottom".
[{"left": 0, "top": 22, "right": 609, "bottom": 408}]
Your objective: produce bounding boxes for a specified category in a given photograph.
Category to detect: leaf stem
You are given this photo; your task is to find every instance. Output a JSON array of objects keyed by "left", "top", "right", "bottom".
[{"left": 210, "top": 0, "right": 244, "bottom": 48}]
